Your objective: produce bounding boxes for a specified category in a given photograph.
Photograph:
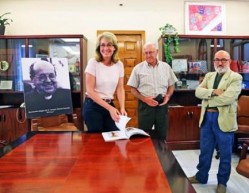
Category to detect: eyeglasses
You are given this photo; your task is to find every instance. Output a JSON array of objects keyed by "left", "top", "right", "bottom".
[
  {"left": 213, "top": 58, "right": 229, "bottom": 64},
  {"left": 144, "top": 51, "right": 155, "bottom": 55},
  {"left": 35, "top": 73, "right": 56, "bottom": 82},
  {"left": 100, "top": 43, "right": 113, "bottom": 48}
]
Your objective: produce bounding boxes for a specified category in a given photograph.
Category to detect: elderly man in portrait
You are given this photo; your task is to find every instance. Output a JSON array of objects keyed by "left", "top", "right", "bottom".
[{"left": 24, "top": 59, "right": 73, "bottom": 118}]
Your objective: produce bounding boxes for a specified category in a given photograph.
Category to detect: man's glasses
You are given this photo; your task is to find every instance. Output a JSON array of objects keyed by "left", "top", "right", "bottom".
[
  {"left": 36, "top": 73, "right": 56, "bottom": 82},
  {"left": 144, "top": 51, "right": 155, "bottom": 55},
  {"left": 213, "top": 58, "right": 229, "bottom": 64},
  {"left": 100, "top": 43, "right": 113, "bottom": 48}
]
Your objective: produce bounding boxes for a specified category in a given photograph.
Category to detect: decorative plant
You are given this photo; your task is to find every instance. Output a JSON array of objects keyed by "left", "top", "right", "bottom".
[
  {"left": 159, "top": 23, "right": 180, "bottom": 64},
  {"left": 0, "top": 12, "right": 13, "bottom": 26}
]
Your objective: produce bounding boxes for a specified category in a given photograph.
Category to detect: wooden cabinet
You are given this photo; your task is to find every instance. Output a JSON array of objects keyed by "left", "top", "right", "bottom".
[
  {"left": 0, "top": 35, "right": 87, "bottom": 141},
  {"left": 167, "top": 106, "right": 201, "bottom": 150},
  {"left": 0, "top": 108, "right": 28, "bottom": 144},
  {"left": 14, "top": 108, "right": 28, "bottom": 141},
  {"left": 0, "top": 108, "right": 15, "bottom": 143}
]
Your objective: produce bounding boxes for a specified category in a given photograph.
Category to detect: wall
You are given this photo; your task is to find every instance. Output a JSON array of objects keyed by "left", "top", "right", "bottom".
[{"left": 0, "top": 0, "right": 249, "bottom": 59}]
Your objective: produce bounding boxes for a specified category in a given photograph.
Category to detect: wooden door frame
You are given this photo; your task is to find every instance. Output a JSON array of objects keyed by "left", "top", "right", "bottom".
[{"left": 97, "top": 30, "right": 146, "bottom": 61}]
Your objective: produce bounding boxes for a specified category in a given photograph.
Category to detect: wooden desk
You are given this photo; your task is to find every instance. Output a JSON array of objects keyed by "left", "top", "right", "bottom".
[
  {"left": 0, "top": 132, "right": 196, "bottom": 193},
  {"left": 74, "top": 134, "right": 171, "bottom": 193}
]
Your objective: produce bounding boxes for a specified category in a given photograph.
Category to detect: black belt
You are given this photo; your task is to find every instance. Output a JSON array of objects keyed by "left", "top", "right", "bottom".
[{"left": 86, "top": 96, "right": 113, "bottom": 104}]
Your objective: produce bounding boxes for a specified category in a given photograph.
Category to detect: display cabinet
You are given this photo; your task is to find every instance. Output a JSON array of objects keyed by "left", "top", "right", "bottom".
[
  {"left": 159, "top": 35, "right": 249, "bottom": 149},
  {"left": 0, "top": 35, "right": 87, "bottom": 143},
  {"left": 158, "top": 35, "right": 249, "bottom": 105}
]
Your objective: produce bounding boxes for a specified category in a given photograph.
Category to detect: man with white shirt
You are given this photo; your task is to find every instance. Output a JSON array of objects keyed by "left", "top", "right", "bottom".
[{"left": 127, "top": 42, "right": 178, "bottom": 139}]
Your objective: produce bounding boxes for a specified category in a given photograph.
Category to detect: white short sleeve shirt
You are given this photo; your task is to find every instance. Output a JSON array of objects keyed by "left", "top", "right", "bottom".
[
  {"left": 127, "top": 60, "right": 178, "bottom": 97},
  {"left": 85, "top": 58, "right": 124, "bottom": 99}
]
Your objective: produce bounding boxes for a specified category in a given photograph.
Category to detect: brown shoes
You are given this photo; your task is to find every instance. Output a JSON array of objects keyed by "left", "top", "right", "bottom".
[
  {"left": 188, "top": 176, "right": 226, "bottom": 193},
  {"left": 216, "top": 184, "right": 226, "bottom": 193},
  {"left": 188, "top": 175, "right": 201, "bottom": 184}
]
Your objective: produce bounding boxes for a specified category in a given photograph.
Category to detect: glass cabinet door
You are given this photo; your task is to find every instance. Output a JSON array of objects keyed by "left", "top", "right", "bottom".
[
  {"left": 170, "top": 37, "right": 213, "bottom": 90},
  {"left": 232, "top": 39, "right": 249, "bottom": 89},
  {"left": 168, "top": 37, "right": 249, "bottom": 90},
  {"left": 28, "top": 38, "right": 81, "bottom": 91},
  {"left": 0, "top": 39, "right": 26, "bottom": 91}
]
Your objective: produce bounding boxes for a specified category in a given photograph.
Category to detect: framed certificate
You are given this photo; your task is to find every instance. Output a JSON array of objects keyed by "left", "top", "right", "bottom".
[
  {"left": 0, "top": 80, "right": 13, "bottom": 90},
  {"left": 172, "top": 59, "right": 188, "bottom": 72}
]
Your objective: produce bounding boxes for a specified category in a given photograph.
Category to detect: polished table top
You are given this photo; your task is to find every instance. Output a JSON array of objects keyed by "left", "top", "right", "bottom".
[
  {"left": 79, "top": 134, "right": 171, "bottom": 193},
  {"left": 0, "top": 132, "right": 196, "bottom": 193}
]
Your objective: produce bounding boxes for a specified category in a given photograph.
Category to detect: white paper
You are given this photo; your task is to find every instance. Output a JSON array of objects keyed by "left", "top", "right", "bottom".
[{"left": 115, "top": 115, "right": 131, "bottom": 131}]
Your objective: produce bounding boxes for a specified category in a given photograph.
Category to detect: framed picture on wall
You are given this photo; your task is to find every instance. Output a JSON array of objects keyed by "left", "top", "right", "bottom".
[{"left": 185, "top": 2, "right": 226, "bottom": 35}]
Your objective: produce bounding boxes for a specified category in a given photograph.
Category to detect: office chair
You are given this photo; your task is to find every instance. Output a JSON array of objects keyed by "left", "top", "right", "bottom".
[
  {"left": 236, "top": 140, "right": 249, "bottom": 178},
  {"left": 234, "top": 95, "right": 249, "bottom": 153}
]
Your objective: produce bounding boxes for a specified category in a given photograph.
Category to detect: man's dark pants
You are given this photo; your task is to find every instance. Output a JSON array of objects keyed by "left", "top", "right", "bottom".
[{"left": 138, "top": 100, "right": 168, "bottom": 139}]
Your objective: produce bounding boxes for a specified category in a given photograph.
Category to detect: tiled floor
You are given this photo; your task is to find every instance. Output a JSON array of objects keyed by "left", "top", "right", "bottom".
[{"left": 172, "top": 150, "right": 248, "bottom": 193}]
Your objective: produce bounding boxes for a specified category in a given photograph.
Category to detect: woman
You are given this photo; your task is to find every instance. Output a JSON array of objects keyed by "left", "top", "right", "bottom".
[{"left": 83, "top": 32, "right": 127, "bottom": 132}]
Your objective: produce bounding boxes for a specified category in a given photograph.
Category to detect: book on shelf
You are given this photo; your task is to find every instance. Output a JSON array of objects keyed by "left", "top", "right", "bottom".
[{"left": 102, "top": 115, "right": 150, "bottom": 142}]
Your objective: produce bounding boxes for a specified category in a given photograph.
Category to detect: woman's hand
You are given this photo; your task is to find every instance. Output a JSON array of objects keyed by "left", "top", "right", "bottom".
[
  {"left": 120, "top": 108, "right": 127, "bottom": 116},
  {"left": 108, "top": 106, "right": 121, "bottom": 122}
]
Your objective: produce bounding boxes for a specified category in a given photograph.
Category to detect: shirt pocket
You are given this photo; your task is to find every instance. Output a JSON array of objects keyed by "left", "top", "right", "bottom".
[{"left": 139, "top": 73, "right": 150, "bottom": 82}]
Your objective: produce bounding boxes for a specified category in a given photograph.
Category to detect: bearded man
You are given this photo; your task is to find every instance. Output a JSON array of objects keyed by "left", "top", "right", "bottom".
[{"left": 188, "top": 50, "right": 242, "bottom": 193}]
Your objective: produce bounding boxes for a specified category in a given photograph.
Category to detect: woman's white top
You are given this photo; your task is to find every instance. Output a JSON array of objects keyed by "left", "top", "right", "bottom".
[{"left": 85, "top": 58, "right": 124, "bottom": 99}]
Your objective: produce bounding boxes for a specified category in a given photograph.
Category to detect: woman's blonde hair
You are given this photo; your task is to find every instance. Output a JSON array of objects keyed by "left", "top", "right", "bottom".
[{"left": 95, "top": 32, "right": 119, "bottom": 63}]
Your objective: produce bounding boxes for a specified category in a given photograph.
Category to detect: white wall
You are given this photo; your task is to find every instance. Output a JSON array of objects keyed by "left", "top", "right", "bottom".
[{"left": 1, "top": 0, "right": 249, "bottom": 59}]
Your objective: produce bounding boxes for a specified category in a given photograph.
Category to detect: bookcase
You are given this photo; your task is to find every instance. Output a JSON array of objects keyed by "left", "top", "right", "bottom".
[
  {"left": 158, "top": 35, "right": 249, "bottom": 149},
  {"left": 0, "top": 34, "right": 87, "bottom": 143}
]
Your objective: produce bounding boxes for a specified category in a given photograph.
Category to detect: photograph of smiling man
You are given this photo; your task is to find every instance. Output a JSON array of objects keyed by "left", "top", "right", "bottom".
[{"left": 21, "top": 58, "right": 73, "bottom": 118}]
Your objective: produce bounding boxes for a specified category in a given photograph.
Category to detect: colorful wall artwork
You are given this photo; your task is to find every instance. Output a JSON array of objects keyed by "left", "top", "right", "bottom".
[{"left": 185, "top": 2, "right": 226, "bottom": 35}]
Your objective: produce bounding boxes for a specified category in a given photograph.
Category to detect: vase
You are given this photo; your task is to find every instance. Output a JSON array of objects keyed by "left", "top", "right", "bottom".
[{"left": 0, "top": 25, "right": 6, "bottom": 35}]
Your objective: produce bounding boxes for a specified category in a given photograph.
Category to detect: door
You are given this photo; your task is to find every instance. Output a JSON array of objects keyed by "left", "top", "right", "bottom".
[{"left": 97, "top": 31, "right": 145, "bottom": 127}]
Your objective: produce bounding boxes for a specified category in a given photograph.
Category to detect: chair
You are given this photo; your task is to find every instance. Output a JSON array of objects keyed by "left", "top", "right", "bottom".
[
  {"left": 234, "top": 95, "right": 249, "bottom": 152},
  {"left": 31, "top": 114, "right": 80, "bottom": 131},
  {"left": 236, "top": 141, "right": 249, "bottom": 178}
]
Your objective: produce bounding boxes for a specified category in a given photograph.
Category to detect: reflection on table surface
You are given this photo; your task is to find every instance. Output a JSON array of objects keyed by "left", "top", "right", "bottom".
[{"left": 0, "top": 132, "right": 195, "bottom": 193}]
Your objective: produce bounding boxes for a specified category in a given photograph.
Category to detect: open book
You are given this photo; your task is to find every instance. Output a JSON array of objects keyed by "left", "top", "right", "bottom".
[{"left": 102, "top": 115, "right": 150, "bottom": 142}]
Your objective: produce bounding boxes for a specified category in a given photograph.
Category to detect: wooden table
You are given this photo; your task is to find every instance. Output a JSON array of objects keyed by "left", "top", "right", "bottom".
[{"left": 0, "top": 132, "right": 196, "bottom": 193}]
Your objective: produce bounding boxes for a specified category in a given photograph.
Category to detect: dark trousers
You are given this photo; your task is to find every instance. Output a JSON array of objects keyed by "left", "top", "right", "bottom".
[
  {"left": 138, "top": 100, "right": 168, "bottom": 139},
  {"left": 82, "top": 98, "right": 118, "bottom": 133}
]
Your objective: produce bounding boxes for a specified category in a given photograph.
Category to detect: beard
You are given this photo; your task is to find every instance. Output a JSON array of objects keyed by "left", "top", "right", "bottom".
[{"left": 214, "top": 65, "right": 229, "bottom": 74}]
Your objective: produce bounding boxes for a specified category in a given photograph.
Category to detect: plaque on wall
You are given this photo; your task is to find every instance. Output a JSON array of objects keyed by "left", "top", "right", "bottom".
[{"left": 0, "top": 80, "right": 13, "bottom": 90}]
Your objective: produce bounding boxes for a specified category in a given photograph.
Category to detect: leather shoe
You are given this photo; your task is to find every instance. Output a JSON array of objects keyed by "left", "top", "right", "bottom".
[
  {"left": 216, "top": 184, "right": 226, "bottom": 193},
  {"left": 188, "top": 175, "right": 200, "bottom": 184}
]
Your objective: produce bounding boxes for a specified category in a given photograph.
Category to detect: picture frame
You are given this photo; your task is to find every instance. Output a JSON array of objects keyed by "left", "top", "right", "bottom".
[
  {"left": 172, "top": 59, "right": 188, "bottom": 73},
  {"left": 185, "top": 2, "right": 226, "bottom": 35},
  {"left": 0, "top": 80, "right": 13, "bottom": 90},
  {"left": 21, "top": 58, "right": 73, "bottom": 118},
  {"left": 188, "top": 60, "right": 208, "bottom": 73}
]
